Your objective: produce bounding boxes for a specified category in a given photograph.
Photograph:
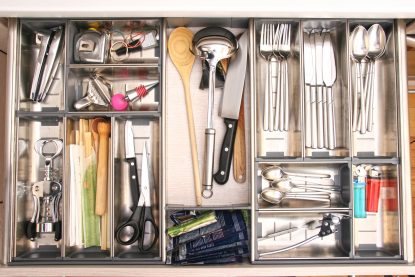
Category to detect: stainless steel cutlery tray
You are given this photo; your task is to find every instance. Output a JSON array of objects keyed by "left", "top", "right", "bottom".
[{"left": 3, "top": 17, "right": 411, "bottom": 267}]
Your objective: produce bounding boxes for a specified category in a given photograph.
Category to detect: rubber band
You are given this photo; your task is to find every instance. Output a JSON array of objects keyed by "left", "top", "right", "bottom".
[{"left": 110, "top": 40, "right": 129, "bottom": 62}]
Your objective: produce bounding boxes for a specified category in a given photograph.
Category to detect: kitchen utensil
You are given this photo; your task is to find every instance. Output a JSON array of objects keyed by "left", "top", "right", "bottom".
[
  {"left": 168, "top": 27, "right": 202, "bottom": 206},
  {"left": 233, "top": 100, "right": 246, "bottom": 183},
  {"left": 91, "top": 118, "right": 105, "bottom": 154},
  {"left": 272, "top": 178, "right": 339, "bottom": 193},
  {"left": 74, "top": 29, "right": 108, "bottom": 63},
  {"left": 303, "top": 31, "right": 317, "bottom": 148},
  {"left": 74, "top": 74, "right": 112, "bottom": 110},
  {"left": 322, "top": 31, "right": 337, "bottom": 149},
  {"left": 259, "top": 214, "right": 343, "bottom": 256},
  {"left": 192, "top": 27, "right": 238, "bottom": 198},
  {"left": 30, "top": 26, "right": 64, "bottom": 102},
  {"left": 365, "top": 24, "right": 386, "bottom": 132},
  {"left": 278, "top": 23, "right": 291, "bottom": 131},
  {"left": 26, "top": 139, "right": 63, "bottom": 241},
  {"left": 95, "top": 120, "right": 110, "bottom": 216},
  {"left": 314, "top": 31, "right": 324, "bottom": 148},
  {"left": 260, "top": 187, "right": 331, "bottom": 205},
  {"left": 124, "top": 120, "right": 140, "bottom": 205},
  {"left": 115, "top": 143, "right": 159, "bottom": 252},
  {"left": 350, "top": 26, "right": 369, "bottom": 133},
  {"left": 261, "top": 165, "right": 333, "bottom": 185},
  {"left": 260, "top": 23, "right": 275, "bottom": 131},
  {"left": 111, "top": 81, "right": 159, "bottom": 111},
  {"left": 199, "top": 60, "right": 227, "bottom": 89},
  {"left": 213, "top": 31, "right": 248, "bottom": 185}
]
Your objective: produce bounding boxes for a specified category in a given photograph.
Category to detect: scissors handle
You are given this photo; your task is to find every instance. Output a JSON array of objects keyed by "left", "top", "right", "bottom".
[
  {"left": 138, "top": 206, "right": 159, "bottom": 252},
  {"left": 115, "top": 207, "right": 142, "bottom": 246}
]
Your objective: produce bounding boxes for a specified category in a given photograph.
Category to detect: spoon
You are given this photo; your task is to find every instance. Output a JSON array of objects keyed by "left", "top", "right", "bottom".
[
  {"left": 261, "top": 166, "right": 333, "bottom": 185},
  {"left": 272, "top": 178, "right": 339, "bottom": 193},
  {"left": 350, "top": 26, "right": 369, "bottom": 133},
  {"left": 365, "top": 24, "right": 386, "bottom": 132},
  {"left": 260, "top": 187, "right": 331, "bottom": 205},
  {"left": 192, "top": 27, "right": 238, "bottom": 199},
  {"left": 168, "top": 27, "right": 202, "bottom": 206}
]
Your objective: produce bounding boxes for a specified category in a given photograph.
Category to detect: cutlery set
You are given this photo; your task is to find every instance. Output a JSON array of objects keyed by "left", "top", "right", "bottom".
[
  {"left": 260, "top": 23, "right": 292, "bottom": 132},
  {"left": 304, "top": 29, "right": 337, "bottom": 150},
  {"left": 350, "top": 24, "right": 386, "bottom": 134}
]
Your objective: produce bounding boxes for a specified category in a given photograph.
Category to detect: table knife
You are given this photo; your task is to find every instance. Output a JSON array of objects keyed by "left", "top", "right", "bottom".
[
  {"left": 322, "top": 32, "right": 337, "bottom": 150},
  {"left": 213, "top": 31, "right": 248, "bottom": 185},
  {"left": 303, "top": 32, "right": 314, "bottom": 148},
  {"left": 314, "top": 31, "right": 324, "bottom": 149},
  {"left": 309, "top": 32, "right": 318, "bottom": 149}
]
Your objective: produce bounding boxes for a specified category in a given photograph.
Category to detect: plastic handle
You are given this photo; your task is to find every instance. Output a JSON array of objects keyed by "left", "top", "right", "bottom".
[
  {"left": 213, "top": 118, "right": 238, "bottom": 185},
  {"left": 54, "top": 221, "right": 62, "bottom": 241},
  {"left": 26, "top": 221, "right": 37, "bottom": 241}
]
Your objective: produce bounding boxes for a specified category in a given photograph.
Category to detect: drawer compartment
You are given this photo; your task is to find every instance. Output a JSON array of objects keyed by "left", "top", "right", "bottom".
[
  {"left": 255, "top": 211, "right": 351, "bottom": 261},
  {"left": 13, "top": 117, "right": 64, "bottom": 260},
  {"left": 256, "top": 162, "right": 350, "bottom": 209}
]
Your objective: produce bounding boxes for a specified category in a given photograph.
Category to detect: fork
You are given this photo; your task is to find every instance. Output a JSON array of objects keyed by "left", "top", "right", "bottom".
[
  {"left": 278, "top": 24, "right": 291, "bottom": 131},
  {"left": 260, "top": 23, "right": 275, "bottom": 131}
]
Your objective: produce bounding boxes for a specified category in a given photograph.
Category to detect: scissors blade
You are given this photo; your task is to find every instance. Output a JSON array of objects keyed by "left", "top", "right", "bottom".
[
  {"left": 124, "top": 120, "right": 136, "bottom": 159},
  {"left": 140, "top": 142, "right": 151, "bottom": 207}
]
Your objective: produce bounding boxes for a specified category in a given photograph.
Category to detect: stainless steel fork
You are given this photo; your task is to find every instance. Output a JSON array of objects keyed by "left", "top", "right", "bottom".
[
  {"left": 260, "top": 23, "right": 275, "bottom": 131},
  {"left": 279, "top": 24, "right": 291, "bottom": 131}
]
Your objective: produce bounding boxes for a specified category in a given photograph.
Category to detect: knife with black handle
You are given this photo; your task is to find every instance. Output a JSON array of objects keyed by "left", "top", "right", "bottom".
[{"left": 213, "top": 31, "right": 248, "bottom": 185}]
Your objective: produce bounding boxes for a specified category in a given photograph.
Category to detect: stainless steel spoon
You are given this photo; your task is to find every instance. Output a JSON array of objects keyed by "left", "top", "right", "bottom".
[
  {"left": 261, "top": 166, "right": 334, "bottom": 186},
  {"left": 272, "top": 178, "right": 339, "bottom": 193},
  {"left": 350, "top": 26, "right": 369, "bottom": 133},
  {"left": 365, "top": 24, "right": 386, "bottom": 132},
  {"left": 260, "top": 187, "right": 331, "bottom": 205}
]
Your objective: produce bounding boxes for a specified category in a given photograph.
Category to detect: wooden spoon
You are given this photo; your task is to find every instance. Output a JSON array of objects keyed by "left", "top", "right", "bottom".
[
  {"left": 96, "top": 121, "right": 111, "bottom": 216},
  {"left": 168, "top": 27, "right": 202, "bottom": 206}
]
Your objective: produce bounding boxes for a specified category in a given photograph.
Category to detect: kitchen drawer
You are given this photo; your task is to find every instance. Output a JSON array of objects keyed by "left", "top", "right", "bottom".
[{"left": 1, "top": 17, "right": 413, "bottom": 273}]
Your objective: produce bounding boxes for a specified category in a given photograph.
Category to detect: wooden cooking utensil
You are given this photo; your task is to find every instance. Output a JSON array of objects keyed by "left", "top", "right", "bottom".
[
  {"left": 168, "top": 27, "right": 202, "bottom": 206},
  {"left": 91, "top": 118, "right": 106, "bottom": 157},
  {"left": 233, "top": 99, "right": 246, "bottom": 183},
  {"left": 96, "top": 121, "right": 111, "bottom": 216}
]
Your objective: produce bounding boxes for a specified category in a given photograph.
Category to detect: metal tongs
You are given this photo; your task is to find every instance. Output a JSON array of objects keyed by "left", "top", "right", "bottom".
[
  {"left": 30, "top": 26, "right": 64, "bottom": 102},
  {"left": 73, "top": 73, "right": 112, "bottom": 110},
  {"left": 26, "top": 139, "right": 63, "bottom": 241},
  {"left": 259, "top": 213, "right": 346, "bottom": 256}
]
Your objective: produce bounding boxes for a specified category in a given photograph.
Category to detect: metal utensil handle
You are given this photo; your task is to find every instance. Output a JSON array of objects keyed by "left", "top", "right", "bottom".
[
  {"left": 323, "top": 86, "right": 328, "bottom": 148},
  {"left": 259, "top": 235, "right": 320, "bottom": 256},
  {"left": 268, "top": 59, "right": 274, "bottom": 131},
  {"left": 279, "top": 60, "right": 285, "bottom": 131},
  {"left": 310, "top": 86, "right": 318, "bottom": 148},
  {"left": 367, "top": 61, "right": 375, "bottom": 132},
  {"left": 317, "top": 86, "right": 324, "bottom": 148},
  {"left": 273, "top": 59, "right": 280, "bottom": 131},
  {"left": 284, "top": 195, "right": 331, "bottom": 202},
  {"left": 263, "top": 61, "right": 270, "bottom": 131},
  {"left": 352, "top": 62, "right": 359, "bottom": 132},
  {"left": 284, "top": 59, "right": 289, "bottom": 131},
  {"left": 327, "top": 86, "right": 336, "bottom": 149},
  {"left": 202, "top": 128, "right": 215, "bottom": 199},
  {"left": 305, "top": 85, "right": 312, "bottom": 147},
  {"left": 358, "top": 63, "right": 366, "bottom": 134}
]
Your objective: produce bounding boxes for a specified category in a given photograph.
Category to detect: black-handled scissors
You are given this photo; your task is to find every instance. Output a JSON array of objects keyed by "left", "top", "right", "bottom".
[{"left": 115, "top": 123, "right": 159, "bottom": 251}]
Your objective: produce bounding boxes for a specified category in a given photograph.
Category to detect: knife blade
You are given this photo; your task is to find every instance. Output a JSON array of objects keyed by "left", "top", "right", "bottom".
[
  {"left": 322, "top": 32, "right": 337, "bottom": 149},
  {"left": 213, "top": 31, "right": 248, "bottom": 185},
  {"left": 314, "top": 31, "right": 324, "bottom": 148},
  {"left": 125, "top": 120, "right": 139, "bottom": 204}
]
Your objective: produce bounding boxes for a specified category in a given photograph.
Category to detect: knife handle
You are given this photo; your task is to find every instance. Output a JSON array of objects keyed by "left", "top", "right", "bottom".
[
  {"left": 316, "top": 86, "right": 324, "bottom": 149},
  {"left": 234, "top": 100, "right": 246, "bottom": 183},
  {"left": 327, "top": 87, "right": 336, "bottom": 150},
  {"left": 202, "top": 128, "right": 215, "bottom": 198},
  {"left": 126, "top": 157, "right": 140, "bottom": 205},
  {"left": 310, "top": 86, "right": 318, "bottom": 149},
  {"left": 305, "top": 85, "right": 312, "bottom": 148},
  {"left": 214, "top": 118, "right": 238, "bottom": 185}
]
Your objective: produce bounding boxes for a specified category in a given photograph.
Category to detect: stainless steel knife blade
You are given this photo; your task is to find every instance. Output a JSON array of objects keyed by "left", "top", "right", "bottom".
[
  {"left": 314, "top": 32, "right": 324, "bottom": 86},
  {"left": 124, "top": 120, "right": 136, "bottom": 159},
  {"left": 304, "top": 32, "right": 314, "bottom": 85},
  {"left": 219, "top": 31, "right": 248, "bottom": 120},
  {"left": 322, "top": 32, "right": 337, "bottom": 87}
]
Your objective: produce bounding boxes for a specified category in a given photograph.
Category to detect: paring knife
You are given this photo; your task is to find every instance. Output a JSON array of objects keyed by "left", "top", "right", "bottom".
[
  {"left": 322, "top": 31, "right": 337, "bottom": 150},
  {"left": 125, "top": 120, "right": 140, "bottom": 205},
  {"left": 213, "top": 31, "right": 248, "bottom": 185}
]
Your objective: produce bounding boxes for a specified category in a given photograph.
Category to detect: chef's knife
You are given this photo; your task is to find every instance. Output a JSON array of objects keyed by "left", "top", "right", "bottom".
[
  {"left": 322, "top": 32, "right": 337, "bottom": 150},
  {"left": 125, "top": 120, "right": 139, "bottom": 204},
  {"left": 213, "top": 31, "right": 248, "bottom": 185}
]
